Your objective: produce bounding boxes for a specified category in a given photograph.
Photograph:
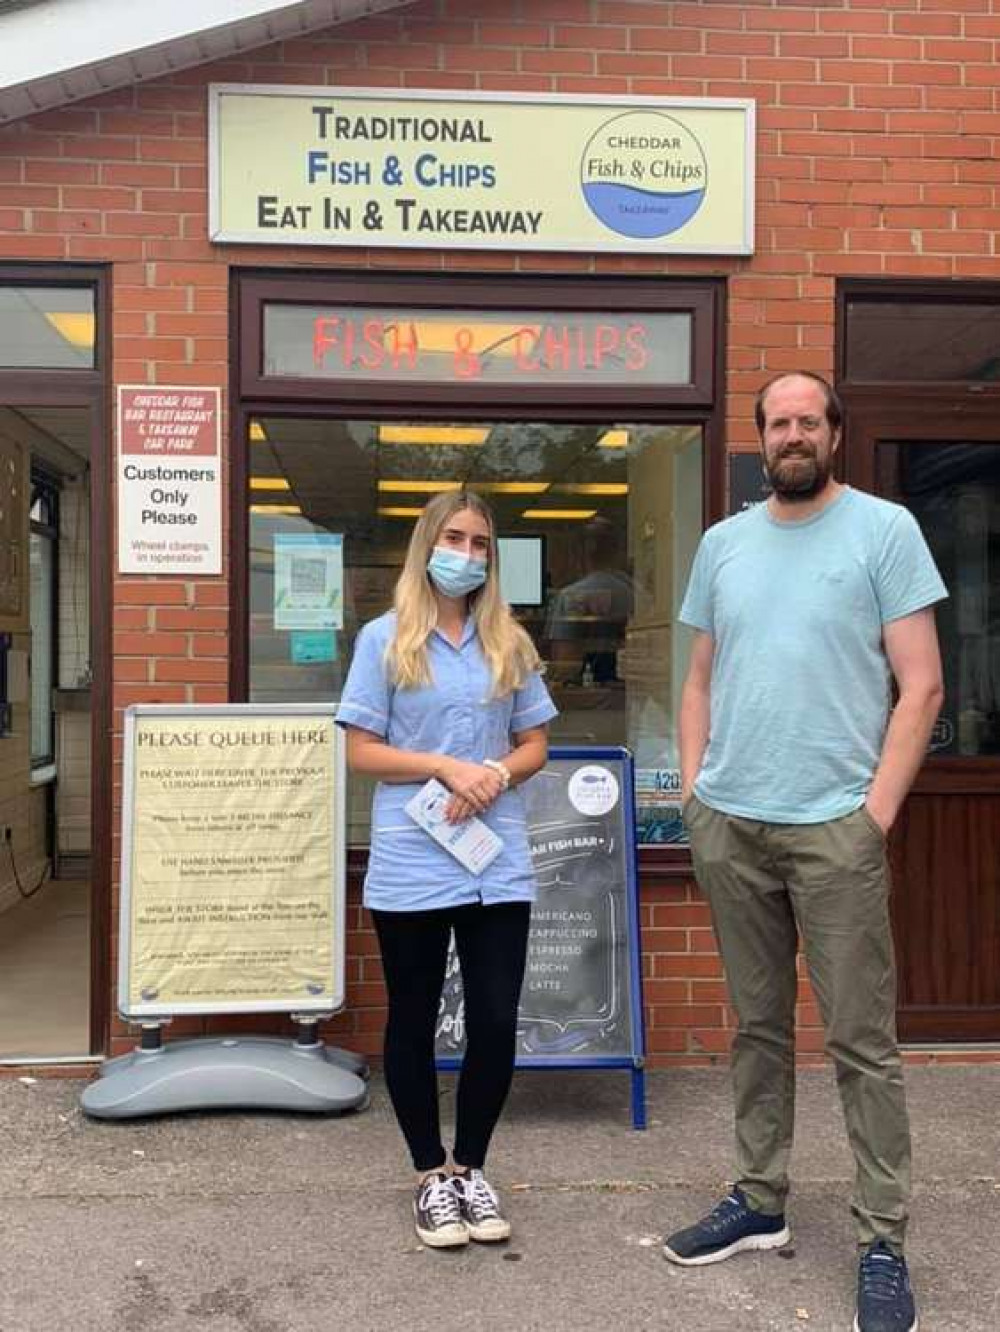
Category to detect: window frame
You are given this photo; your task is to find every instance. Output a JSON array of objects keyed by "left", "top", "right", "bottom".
[
  {"left": 837, "top": 277, "right": 1000, "bottom": 394},
  {"left": 232, "top": 269, "right": 727, "bottom": 879},
  {"left": 28, "top": 468, "right": 59, "bottom": 769},
  {"left": 838, "top": 277, "right": 1000, "bottom": 793},
  {"left": 0, "top": 260, "right": 111, "bottom": 1056},
  {"left": 0, "top": 274, "right": 98, "bottom": 374}
]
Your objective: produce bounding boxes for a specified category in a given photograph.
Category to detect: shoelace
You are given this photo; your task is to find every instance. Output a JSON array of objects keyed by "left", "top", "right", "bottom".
[
  {"left": 859, "top": 1245, "right": 906, "bottom": 1302},
  {"left": 460, "top": 1170, "right": 501, "bottom": 1217},
  {"left": 420, "top": 1175, "right": 461, "bottom": 1224},
  {"left": 703, "top": 1192, "right": 746, "bottom": 1234}
]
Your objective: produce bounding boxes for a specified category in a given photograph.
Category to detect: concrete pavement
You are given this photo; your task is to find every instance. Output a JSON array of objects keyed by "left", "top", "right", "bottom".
[{"left": 0, "top": 1063, "right": 998, "bottom": 1331}]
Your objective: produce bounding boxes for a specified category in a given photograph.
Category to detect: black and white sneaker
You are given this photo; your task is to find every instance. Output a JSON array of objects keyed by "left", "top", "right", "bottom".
[
  {"left": 662, "top": 1187, "right": 790, "bottom": 1266},
  {"left": 413, "top": 1172, "right": 468, "bottom": 1249},
  {"left": 854, "top": 1240, "right": 918, "bottom": 1332},
  {"left": 453, "top": 1168, "right": 511, "bottom": 1242}
]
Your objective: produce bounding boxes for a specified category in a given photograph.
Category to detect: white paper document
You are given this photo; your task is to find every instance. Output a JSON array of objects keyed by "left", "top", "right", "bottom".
[{"left": 404, "top": 778, "right": 503, "bottom": 876}]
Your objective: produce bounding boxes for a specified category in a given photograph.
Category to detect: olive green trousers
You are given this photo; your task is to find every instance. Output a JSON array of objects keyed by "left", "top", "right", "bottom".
[{"left": 685, "top": 795, "right": 910, "bottom": 1251}]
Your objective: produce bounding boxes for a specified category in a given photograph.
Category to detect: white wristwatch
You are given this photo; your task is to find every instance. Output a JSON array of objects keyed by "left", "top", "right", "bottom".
[{"left": 483, "top": 758, "right": 512, "bottom": 790}]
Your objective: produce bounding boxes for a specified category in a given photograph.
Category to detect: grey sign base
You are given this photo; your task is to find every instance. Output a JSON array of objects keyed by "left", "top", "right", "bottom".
[{"left": 80, "top": 1037, "right": 370, "bottom": 1120}]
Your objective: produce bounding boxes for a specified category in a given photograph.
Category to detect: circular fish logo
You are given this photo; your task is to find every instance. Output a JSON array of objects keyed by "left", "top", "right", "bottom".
[
  {"left": 581, "top": 111, "right": 707, "bottom": 239},
  {"left": 567, "top": 765, "right": 620, "bottom": 817}
]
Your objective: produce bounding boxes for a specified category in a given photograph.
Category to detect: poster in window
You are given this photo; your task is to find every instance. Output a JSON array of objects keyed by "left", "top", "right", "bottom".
[{"left": 274, "top": 533, "right": 343, "bottom": 631}]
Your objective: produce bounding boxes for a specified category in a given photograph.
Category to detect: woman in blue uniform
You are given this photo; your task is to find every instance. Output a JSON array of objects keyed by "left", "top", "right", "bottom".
[{"left": 337, "top": 490, "right": 556, "bottom": 1249}]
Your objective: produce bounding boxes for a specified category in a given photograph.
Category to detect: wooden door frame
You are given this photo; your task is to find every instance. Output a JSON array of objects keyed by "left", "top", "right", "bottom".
[{"left": 843, "top": 390, "right": 1000, "bottom": 1041}]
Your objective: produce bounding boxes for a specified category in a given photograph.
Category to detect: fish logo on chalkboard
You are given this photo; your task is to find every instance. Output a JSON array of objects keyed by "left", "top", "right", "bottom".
[{"left": 567, "top": 765, "right": 620, "bottom": 817}]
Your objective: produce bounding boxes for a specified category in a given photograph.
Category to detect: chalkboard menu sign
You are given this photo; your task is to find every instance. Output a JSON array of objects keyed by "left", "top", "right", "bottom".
[{"left": 436, "top": 747, "right": 646, "bottom": 1126}]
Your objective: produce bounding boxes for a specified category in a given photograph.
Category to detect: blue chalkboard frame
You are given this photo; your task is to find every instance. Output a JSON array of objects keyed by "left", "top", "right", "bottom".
[{"left": 437, "top": 744, "right": 648, "bottom": 1130}]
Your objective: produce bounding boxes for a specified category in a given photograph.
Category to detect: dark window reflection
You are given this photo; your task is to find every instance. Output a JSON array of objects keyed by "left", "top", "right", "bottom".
[
  {"left": 847, "top": 300, "right": 1000, "bottom": 383},
  {"left": 879, "top": 441, "right": 1000, "bottom": 756}
]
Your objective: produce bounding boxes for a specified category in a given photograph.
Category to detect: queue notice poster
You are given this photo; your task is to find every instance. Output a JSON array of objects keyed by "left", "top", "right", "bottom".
[{"left": 119, "top": 704, "right": 345, "bottom": 1019}]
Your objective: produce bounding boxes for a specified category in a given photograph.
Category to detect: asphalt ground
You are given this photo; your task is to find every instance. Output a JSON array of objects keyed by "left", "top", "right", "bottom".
[{"left": 1, "top": 1063, "right": 998, "bottom": 1331}]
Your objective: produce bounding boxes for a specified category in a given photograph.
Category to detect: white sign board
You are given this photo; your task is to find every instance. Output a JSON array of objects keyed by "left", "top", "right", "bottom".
[
  {"left": 117, "top": 386, "right": 222, "bottom": 575},
  {"left": 118, "top": 703, "right": 346, "bottom": 1018}
]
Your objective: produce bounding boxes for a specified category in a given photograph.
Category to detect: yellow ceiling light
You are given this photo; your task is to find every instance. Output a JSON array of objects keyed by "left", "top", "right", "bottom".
[
  {"left": 377, "top": 480, "right": 463, "bottom": 494},
  {"left": 377, "top": 480, "right": 550, "bottom": 497},
  {"left": 378, "top": 506, "right": 424, "bottom": 518},
  {"left": 521, "top": 508, "right": 598, "bottom": 521},
  {"left": 598, "top": 429, "right": 629, "bottom": 449},
  {"left": 249, "top": 421, "right": 268, "bottom": 443},
  {"left": 550, "top": 483, "right": 629, "bottom": 496},
  {"left": 474, "top": 482, "right": 550, "bottom": 495},
  {"left": 249, "top": 477, "right": 291, "bottom": 491},
  {"left": 250, "top": 503, "right": 302, "bottom": 515},
  {"left": 379, "top": 425, "right": 489, "bottom": 447},
  {"left": 44, "top": 312, "right": 95, "bottom": 350}
]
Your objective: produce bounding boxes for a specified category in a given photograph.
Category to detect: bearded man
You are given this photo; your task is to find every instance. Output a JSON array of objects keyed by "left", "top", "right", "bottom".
[{"left": 663, "top": 372, "right": 946, "bottom": 1332}]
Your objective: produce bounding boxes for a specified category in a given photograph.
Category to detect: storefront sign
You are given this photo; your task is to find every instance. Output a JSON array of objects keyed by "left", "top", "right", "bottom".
[
  {"left": 265, "top": 304, "right": 691, "bottom": 387},
  {"left": 117, "top": 386, "right": 222, "bottom": 575},
  {"left": 210, "top": 86, "right": 754, "bottom": 255},
  {"left": 118, "top": 704, "right": 345, "bottom": 1017}
]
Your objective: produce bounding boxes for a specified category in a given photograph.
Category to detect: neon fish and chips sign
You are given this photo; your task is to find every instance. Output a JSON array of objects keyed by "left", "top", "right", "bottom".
[{"left": 263, "top": 305, "right": 693, "bottom": 387}]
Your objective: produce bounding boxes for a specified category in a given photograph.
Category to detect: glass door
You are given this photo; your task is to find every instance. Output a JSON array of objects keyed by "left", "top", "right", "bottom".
[
  {"left": 850, "top": 410, "right": 1000, "bottom": 1042},
  {"left": 0, "top": 405, "right": 94, "bottom": 1059}
]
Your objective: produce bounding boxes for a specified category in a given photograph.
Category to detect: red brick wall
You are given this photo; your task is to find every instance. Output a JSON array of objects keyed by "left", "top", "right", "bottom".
[{"left": 2, "top": 0, "right": 999, "bottom": 1066}]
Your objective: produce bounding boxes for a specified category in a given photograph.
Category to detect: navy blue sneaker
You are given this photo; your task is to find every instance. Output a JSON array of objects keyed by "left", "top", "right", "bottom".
[
  {"left": 662, "top": 1187, "right": 790, "bottom": 1266},
  {"left": 854, "top": 1240, "right": 918, "bottom": 1332}
]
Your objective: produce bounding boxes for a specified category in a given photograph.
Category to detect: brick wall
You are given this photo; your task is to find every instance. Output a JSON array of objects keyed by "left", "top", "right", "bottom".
[{"left": 2, "top": 0, "right": 999, "bottom": 1065}]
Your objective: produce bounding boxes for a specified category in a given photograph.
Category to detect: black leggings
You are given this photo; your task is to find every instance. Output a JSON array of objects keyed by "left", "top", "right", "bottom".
[{"left": 371, "top": 901, "right": 531, "bottom": 1173}]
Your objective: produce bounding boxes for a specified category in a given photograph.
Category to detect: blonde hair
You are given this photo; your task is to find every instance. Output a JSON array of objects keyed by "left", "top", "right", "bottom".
[{"left": 389, "top": 490, "right": 542, "bottom": 696}]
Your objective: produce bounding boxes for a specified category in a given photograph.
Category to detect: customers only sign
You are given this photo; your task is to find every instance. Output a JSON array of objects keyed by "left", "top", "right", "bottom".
[
  {"left": 117, "top": 386, "right": 222, "bottom": 575},
  {"left": 210, "top": 86, "right": 754, "bottom": 256}
]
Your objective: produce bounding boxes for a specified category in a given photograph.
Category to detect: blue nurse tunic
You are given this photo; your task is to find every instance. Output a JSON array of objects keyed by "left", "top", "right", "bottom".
[{"left": 336, "top": 611, "right": 557, "bottom": 913}]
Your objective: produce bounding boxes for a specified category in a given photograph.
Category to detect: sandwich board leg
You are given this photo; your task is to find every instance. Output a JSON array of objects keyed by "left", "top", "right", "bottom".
[{"left": 630, "top": 1064, "right": 647, "bottom": 1131}]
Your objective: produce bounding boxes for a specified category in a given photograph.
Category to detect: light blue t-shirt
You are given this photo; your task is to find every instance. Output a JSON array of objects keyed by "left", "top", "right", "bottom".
[
  {"left": 336, "top": 611, "right": 558, "bottom": 910},
  {"left": 679, "top": 487, "right": 948, "bottom": 823}
]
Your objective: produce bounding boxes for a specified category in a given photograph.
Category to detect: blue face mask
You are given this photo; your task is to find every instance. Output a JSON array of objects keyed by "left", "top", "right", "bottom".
[{"left": 427, "top": 546, "right": 488, "bottom": 598}]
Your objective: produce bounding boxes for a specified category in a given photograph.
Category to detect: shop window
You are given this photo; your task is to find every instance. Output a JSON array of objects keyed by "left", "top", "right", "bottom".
[
  {"left": 877, "top": 441, "right": 1000, "bottom": 757},
  {"left": 0, "top": 286, "right": 96, "bottom": 370},
  {"left": 844, "top": 294, "right": 1000, "bottom": 383},
  {"left": 237, "top": 272, "right": 722, "bottom": 857},
  {"left": 29, "top": 476, "right": 58, "bottom": 767},
  {"left": 247, "top": 417, "right": 702, "bottom": 845},
  {"left": 840, "top": 277, "right": 1000, "bottom": 764}
]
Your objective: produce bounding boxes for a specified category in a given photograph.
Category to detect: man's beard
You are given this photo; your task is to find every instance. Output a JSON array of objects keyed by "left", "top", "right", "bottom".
[{"left": 763, "top": 447, "right": 832, "bottom": 501}]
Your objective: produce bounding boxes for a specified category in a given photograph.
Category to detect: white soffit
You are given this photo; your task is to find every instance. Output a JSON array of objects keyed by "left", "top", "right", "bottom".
[{"left": 0, "top": 0, "right": 419, "bottom": 124}]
